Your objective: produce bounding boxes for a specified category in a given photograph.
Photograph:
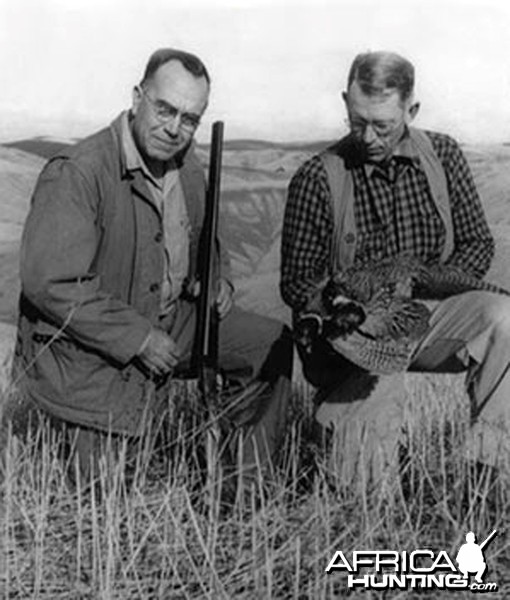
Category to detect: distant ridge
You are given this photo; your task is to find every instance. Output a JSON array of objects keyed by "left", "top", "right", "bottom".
[
  {"left": 3, "top": 136, "right": 332, "bottom": 160},
  {"left": 3, "top": 138, "right": 72, "bottom": 160}
]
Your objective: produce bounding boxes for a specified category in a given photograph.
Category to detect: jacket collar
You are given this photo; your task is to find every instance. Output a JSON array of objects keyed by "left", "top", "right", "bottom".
[{"left": 120, "top": 111, "right": 155, "bottom": 180}]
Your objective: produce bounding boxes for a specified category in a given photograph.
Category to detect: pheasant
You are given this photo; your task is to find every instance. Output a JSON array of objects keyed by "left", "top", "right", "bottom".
[{"left": 295, "top": 254, "right": 510, "bottom": 374}]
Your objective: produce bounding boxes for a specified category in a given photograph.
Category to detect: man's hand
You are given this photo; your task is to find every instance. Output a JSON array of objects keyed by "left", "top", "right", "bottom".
[
  {"left": 137, "top": 328, "right": 180, "bottom": 376},
  {"left": 185, "top": 277, "right": 234, "bottom": 319},
  {"left": 216, "top": 278, "right": 234, "bottom": 319}
]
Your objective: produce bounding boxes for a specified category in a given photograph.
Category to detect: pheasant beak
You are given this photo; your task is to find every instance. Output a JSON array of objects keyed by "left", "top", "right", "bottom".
[{"left": 331, "top": 293, "right": 353, "bottom": 307}]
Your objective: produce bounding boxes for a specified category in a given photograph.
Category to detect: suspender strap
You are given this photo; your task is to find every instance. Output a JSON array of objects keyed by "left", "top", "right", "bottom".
[
  {"left": 321, "top": 151, "right": 354, "bottom": 273},
  {"left": 410, "top": 128, "right": 454, "bottom": 262}
]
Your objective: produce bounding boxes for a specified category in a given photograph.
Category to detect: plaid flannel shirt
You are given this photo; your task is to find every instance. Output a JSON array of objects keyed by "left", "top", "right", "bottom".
[{"left": 280, "top": 130, "right": 495, "bottom": 312}]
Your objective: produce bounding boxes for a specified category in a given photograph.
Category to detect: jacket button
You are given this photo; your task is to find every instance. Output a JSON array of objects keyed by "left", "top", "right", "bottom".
[
  {"left": 154, "top": 231, "right": 163, "bottom": 243},
  {"left": 149, "top": 282, "right": 160, "bottom": 293},
  {"left": 345, "top": 232, "right": 355, "bottom": 244}
]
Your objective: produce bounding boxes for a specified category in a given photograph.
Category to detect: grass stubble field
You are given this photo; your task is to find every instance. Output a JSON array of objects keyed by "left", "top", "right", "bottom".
[{"left": 1, "top": 137, "right": 510, "bottom": 598}]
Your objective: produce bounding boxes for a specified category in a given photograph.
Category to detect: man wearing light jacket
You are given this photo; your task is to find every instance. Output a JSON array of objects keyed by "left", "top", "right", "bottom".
[{"left": 14, "top": 48, "right": 293, "bottom": 485}]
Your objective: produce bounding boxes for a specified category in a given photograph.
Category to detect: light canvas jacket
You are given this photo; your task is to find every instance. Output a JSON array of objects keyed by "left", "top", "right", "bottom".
[{"left": 14, "top": 113, "right": 229, "bottom": 434}]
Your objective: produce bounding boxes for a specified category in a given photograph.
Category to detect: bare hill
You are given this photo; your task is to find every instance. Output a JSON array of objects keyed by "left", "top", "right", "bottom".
[{"left": 0, "top": 146, "right": 45, "bottom": 322}]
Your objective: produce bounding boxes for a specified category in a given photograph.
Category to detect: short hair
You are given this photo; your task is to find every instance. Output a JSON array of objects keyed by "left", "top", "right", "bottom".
[
  {"left": 347, "top": 51, "right": 415, "bottom": 102},
  {"left": 141, "top": 48, "right": 211, "bottom": 86}
]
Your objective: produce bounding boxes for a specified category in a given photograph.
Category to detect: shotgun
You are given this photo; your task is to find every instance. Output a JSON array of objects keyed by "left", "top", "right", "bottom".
[{"left": 195, "top": 121, "right": 224, "bottom": 408}]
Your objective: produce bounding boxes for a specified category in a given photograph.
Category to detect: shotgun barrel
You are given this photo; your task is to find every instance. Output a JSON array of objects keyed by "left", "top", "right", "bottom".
[
  {"left": 479, "top": 530, "right": 497, "bottom": 551},
  {"left": 195, "top": 121, "right": 224, "bottom": 406}
]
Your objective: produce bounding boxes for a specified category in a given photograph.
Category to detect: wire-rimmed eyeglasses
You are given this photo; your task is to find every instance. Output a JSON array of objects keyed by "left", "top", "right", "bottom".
[{"left": 140, "top": 87, "right": 202, "bottom": 132}]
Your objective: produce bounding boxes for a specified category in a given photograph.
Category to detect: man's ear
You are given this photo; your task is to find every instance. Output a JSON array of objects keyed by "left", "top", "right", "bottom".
[
  {"left": 407, "top": 100, "right": 420, "bottom": 123},
  {"left": 132, "top": 86, "right": 143, "bottom": 115}
]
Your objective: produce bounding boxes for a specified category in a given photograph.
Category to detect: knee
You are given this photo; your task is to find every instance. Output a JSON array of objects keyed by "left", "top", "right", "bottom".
[
  {"left": 234, "top": 307, "right": 289, "bottom": 343},
  {"left": 482, "top": 296, "right": 510, "bottom": 337},
  {"left": 265, "top": 318, "right": 292, "bottom": 345},
  {"left": 267, "top": 322, "right": 293, "bottom": 358}
]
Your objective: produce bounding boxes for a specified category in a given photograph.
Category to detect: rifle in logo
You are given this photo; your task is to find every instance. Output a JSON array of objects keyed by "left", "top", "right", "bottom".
[{"left": 456, "top": 530, "right": 497, "bottom": 584}]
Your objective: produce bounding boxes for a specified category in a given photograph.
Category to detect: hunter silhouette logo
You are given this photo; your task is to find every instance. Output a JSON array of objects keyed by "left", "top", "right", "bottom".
[
  {"left": 325, "top": 530, "right": 499, "bottom": 593},
  {"left": 456, "top": 530, "right": 497, "bottom": 588}
]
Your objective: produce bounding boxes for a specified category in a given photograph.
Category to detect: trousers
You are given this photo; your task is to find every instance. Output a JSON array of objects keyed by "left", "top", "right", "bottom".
[
  {"left": 410, "top": 291, "right": 510, "bottom": 465},
  {"left": 301, "top": 291, "right": 510, "bottom": 467},
  {"left": 67, "top": 301, "right": 293, "bottom": 483}
]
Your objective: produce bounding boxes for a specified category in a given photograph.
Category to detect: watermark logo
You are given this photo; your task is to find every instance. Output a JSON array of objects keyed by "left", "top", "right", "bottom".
[
  {"left": 456, "top": 530, "right": 498, "bottom": 592},
  {"left": 325, "top": 530, "right": 498, "bottom": 593}
]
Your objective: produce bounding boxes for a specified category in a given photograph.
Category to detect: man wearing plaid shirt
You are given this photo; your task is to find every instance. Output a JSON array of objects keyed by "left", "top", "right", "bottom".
[{"left": 281, "top": 50, "right": 510, "bottom": 466}]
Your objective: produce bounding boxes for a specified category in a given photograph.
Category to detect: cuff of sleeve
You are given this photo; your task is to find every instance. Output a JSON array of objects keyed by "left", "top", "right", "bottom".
[{"left": 112, "top": 320, "right": 153, "bottom": 365}]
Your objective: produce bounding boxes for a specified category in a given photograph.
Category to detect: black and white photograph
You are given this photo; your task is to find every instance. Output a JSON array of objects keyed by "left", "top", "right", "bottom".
[{"left": 1, "top": 0, "right": 510, "bottom": 597}]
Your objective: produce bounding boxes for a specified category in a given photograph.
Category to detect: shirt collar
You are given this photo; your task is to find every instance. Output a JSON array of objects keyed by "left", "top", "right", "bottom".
[{"left": 363, "top": 127, "right": 421, "bottom": 178}]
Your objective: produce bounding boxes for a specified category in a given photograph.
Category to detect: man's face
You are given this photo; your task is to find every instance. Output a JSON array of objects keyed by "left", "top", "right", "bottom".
[
  {"left": 131, "top": 60, "right": 209, "bottom": 167},
  {"left": 343, "top": 81, "right": 416, "bottom": 163}
]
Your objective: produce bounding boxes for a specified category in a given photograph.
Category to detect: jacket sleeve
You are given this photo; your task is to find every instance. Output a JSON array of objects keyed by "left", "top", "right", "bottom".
[{"left": 20, "top": 159, "right": 152, "bottom": 365}]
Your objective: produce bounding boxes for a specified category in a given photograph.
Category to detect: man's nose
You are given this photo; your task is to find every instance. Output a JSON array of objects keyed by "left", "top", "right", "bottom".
[
  {"left": 164, "top": 115, "right": 181, "bottom": 137},
  {"left": 363, "top": 123, "right": 377, "bottom": 144}
]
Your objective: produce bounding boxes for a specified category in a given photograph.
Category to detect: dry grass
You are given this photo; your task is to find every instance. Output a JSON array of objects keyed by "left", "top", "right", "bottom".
[{"left": 1, "top": 376, "right": 510, "bottom": 600}]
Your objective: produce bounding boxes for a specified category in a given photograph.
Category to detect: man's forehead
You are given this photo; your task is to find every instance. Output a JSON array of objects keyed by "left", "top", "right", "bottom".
[
  {"left": 346, "top": 82, "right": 403, "bottom": 113},
  {"left": 147, "top": 60, "right": 209, "bottom": 110},
  {"left": 148, "top": 61, "right": 209, "bottom": 93}
]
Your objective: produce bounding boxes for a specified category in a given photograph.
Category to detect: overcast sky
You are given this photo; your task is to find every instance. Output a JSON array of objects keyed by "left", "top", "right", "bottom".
[{"left": 1, "top": 0, "right": 510, "bottom": 143}]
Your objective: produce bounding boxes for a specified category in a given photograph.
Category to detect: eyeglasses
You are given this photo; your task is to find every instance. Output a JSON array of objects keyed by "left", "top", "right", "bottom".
[
  {"left": 140, "top": 87, "right": 202, "bottom": 132},
  {"left": 346, "top": 117, "right": 401, "bottom": 140}
]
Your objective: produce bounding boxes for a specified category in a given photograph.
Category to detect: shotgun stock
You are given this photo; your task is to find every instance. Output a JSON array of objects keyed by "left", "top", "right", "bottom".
[{"left": 195, "top": 121, "right": 224, "bottom": 407}]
